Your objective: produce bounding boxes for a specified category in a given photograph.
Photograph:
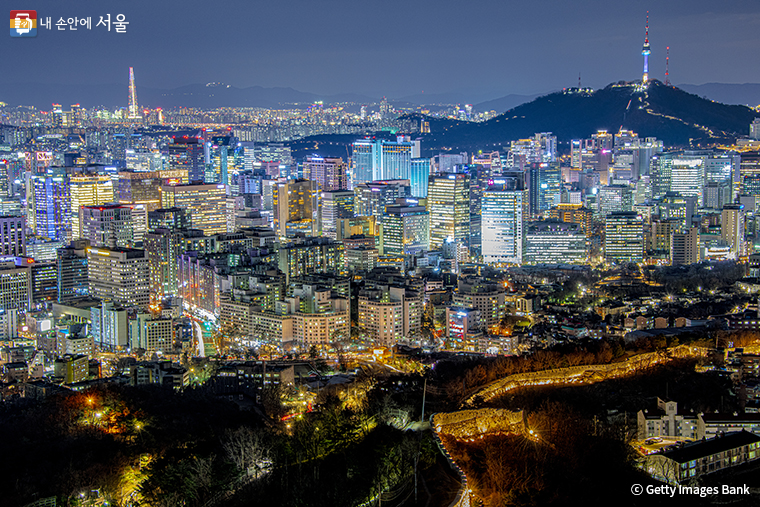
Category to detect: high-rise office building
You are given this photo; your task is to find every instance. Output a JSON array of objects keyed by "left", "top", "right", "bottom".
[
  {"left": 0, "top": 259, "right": 31, "bottom": 312},
  {"left": 31, "top": 171, "right": 71, "bottom": 241},
  {"left": 671, "top": 227, "right": 699, "bottom": 266},
  {"left": 740, "top": 153, "right": 760, "bottom": 197},
  {"left": 381, "top": 204, "right": 429, "bottom": 256},
  {"left": 524, "top": 220, "right": 587, "bottom": 265},
  {"left": 80, "top": 205, "right": 134, "bottom": 249},
  {"left": 604, "top": 212, "right": 644, "bottom": 263},
  {"left": 254, "top": 143, "right": 293, "bottom": 166},
  {"left": 56, "top": 240, "right": 89, "bottom": 302},
  {"left": 427, "top": 174, "right": 470, "bottom": 251},
  {"left": 69, "top": 174, "right": 115, "bottom": 240},
  {"left": 31, "top": 261, "right": 58, "bottom": 306},
  {"left": 87, "top": 246, "right": 150, "bottom": 309},
  {"left": 410, "top": 158, "right": 430, "bottom": 198},
  {"left": 118, "top": 169, "right": 188, "bottom": 211},
  {"left": 547, "top": 203, "right": 594, "bottom": 237},
  {"left": 277, "top": 238, "right": 344, "bottom": 284},
  {"left": 144, "top": 228, "right": 208, "bottom": 307},
  {"left": 598, "top": 184, "right": 634, "bottom": 216},
  {"left": 670, "top": 157, "right": 704, "bottom": 201},
  {"left": 273, "top": 179, "right": 319, "bottom": 238},
  {"left": 320, "top": 190, "right": 354, "bottom": 239},
  {"left": 704, "top": 154, "right": 739, "bottom": 185},
  {"left": 351, "top": 137, "right": 413, "bottom": 185},
  {"left": 650, "top": 153, "right": 674, "bottom": 199},
  {"left": 147, "top": 207, "right": 191, "bottom": 231},
  {"left": 649, "top": 219, "right": 678, "bottom": 254},
  {"left": 353, "top": 180, "right": 410, "bottom": 217},
  {"left": 204, "top": 136, "right": 234, "bottom": 186},
  {"left": 703, "top": 181, "right": 733, "bottom": 210},
  {"left": 721, "top": 204, "right": 746, "bottom": 258},
  {"left": 163, "top": 138, "right": 205, "bottom": 183},
  {"left": 129, "top": 314, "right": 174, "bottom": 353},
  {"left": 0, "top": 215, "right": 25, "bottom": 257},
  {"left": 305, "top": 156, "right": 348, "bottom": 191},
  {"left": 160, "top": 183, "right": 227, "bottom": 235},
  {"left": 481, "top": 183, "right": 526, "bottom": 264},
  {"left": 527, "top": 162, "right": 561, "bottom": 215}
]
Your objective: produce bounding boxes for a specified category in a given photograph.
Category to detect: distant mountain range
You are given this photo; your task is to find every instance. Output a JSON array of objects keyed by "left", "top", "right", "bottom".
[
  {"left": 412, "top": 80, "right": 760, "bottom": 150},
  {"left": 676, "top": 83, "right": 760, "bottom": 107},
  {"left": 1, "top": 81, "right": 758, "bottom": 130},
  {"left": 0, "top": 82, "right": 376, "bottom": 110}
]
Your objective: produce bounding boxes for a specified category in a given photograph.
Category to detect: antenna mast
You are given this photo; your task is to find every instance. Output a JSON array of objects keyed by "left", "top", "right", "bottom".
[{"left": 665, "top": 46, "right": 671, "bottom": 86}]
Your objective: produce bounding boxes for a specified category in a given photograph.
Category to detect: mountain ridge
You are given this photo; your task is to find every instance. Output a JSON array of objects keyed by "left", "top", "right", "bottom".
[{"left": 412, "top": 80, "right": 759, "bottom": 150}]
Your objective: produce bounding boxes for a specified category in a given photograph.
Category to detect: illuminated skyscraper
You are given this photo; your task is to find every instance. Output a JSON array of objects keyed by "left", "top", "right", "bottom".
[
  {"left": 320, "top": 190, "right": 354, "bottom": 239},
  {"left": 524, "top": 220, "right": 587, "bottom": 265},
  {"left": 273, "top": 179, "right": 319, "bottom": 238},
  {"left": 351, "top": 137, "right": 413, "bottom": 185},
  {"left": 87, "top": 247, "right": 149, "bottom": 309},
  {"left": 671, "top": 227, "right": 699, "bottom": 266},
  {"left": 69, "top": 174, "right": 115, "bottom": 240},
  {"left": 353, "top": 180, "right": 410, "bottom": 217},
  {"left": 548, "top": 203, "right": 594, "bottom": 237},
  {"left": 160, "top": 183, "right": 227, "bottom": 235},
  {"left": 163, "top": 137, "right": 205, "bottom": 183},
  {"left": 128, "top": 67, "right": 140, "bottom": 119},
  {"left": 80, "top": 205, "right": 134, "bottom": 249},
  {"left": 144, "top": 228, "right": 207, "bottom": 307},
  {"left": 0, "top": 215, "right": 25, "bottom": 257},
  {"left": 604, "top": 212, "right": 644, "bottom": 263},
  {"left": 527, "top": 162, "right": 561, "bottom": 215},
  {"left": 204, "top": 136, "right": 234, "bottom": 185},
  {"left": 482, "top": 183, "right": 526, "bottom": 265},
  {"left": 721, "top": 204, "right": 746, "bottom": 258},
  {"left": 32, "top": 171, "right": 71, "bottom": 241},
  {"left": 381, "top": 204, "right": 429, "bottom": 256},
  {"left": 598, "top": 184, "right": 634, "bottom": 216},
  {"left": 119, "top": 169, "right": 188, "bottom": 212},
  {"left": 670, "top": 157, "right": 704, "bottom": 201},
  {"left": 410, "top": 158, "right": 430, "bottom": 198},
  {"left": 305, "top": 156, "right": 348, "bottom": 191},
  {"left": 427, "top": 174, "right": 470, "bottom": 251},
  {"left": 57, "top": 239, "right": 89, "bottom": 302}
]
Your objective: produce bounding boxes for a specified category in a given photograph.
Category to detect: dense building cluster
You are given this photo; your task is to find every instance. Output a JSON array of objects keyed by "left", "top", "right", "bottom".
[{"left": 1, "top": 75, "right": 760, "bottom": 387}]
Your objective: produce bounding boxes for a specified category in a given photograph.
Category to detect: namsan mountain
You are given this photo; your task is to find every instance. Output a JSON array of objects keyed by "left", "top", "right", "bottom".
[{"left": 415, "top": 80, "right": 760, "bottom": 150}]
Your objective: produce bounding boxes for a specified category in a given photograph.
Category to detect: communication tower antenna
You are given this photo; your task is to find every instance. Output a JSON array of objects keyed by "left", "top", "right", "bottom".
[
  {"left": 665, "top": 46, "right": 671, "bottom": 86},
  {"left": 641, "top": 12, "right": 651, "bottom": 84}
]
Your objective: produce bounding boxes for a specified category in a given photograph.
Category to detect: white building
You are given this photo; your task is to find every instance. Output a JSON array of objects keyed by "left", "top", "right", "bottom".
[
  {"left": 87, "top": 247, "right": 150, "bottom": 309},
  {"left": 482, "top": 186, "right": 526, "bottom": 265}
]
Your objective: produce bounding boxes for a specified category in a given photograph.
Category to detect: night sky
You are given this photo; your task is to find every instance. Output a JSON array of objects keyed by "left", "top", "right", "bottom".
[{"left": 4, "top": 0, "right": 760, "bottom": 102}]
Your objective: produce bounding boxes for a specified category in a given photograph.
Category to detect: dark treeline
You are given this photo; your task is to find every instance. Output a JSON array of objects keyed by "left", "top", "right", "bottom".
[
  {"left": 1, "top": 379, "right": 444, "bottom": 507},
  {"left": 650, "top": 261, "right": 747, "bottom": 293}
]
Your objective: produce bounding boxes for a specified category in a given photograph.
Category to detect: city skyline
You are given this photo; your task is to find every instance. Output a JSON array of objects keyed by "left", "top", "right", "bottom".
[
  {"left": 4, "top": 3, "right": 760, "bottom": 505},
  {"left": 4, "top": 0, "right": 760, "bottom": 105}
]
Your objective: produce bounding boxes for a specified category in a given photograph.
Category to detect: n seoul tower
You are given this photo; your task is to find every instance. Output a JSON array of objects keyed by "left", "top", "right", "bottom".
[{"left": 642, "top": 12, "right": 651, "bottom": 84}]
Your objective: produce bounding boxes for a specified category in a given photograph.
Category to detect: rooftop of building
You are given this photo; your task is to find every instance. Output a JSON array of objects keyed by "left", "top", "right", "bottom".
[
  {"left": 700, "top": 412, "right": 760, "bottom": 423},
  {"left": 660, "top": 431, "right": 760, "bottom": 463}
]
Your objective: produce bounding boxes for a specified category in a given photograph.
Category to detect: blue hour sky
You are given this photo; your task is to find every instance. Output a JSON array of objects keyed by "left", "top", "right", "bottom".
[{"left": 3, "top": 0, "right": 760, "bottom": 102}]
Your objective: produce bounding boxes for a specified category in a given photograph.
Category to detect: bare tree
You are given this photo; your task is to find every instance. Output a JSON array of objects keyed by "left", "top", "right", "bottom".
[{"left": 223, "top": 427, "right": 272, "bottom": 479}]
